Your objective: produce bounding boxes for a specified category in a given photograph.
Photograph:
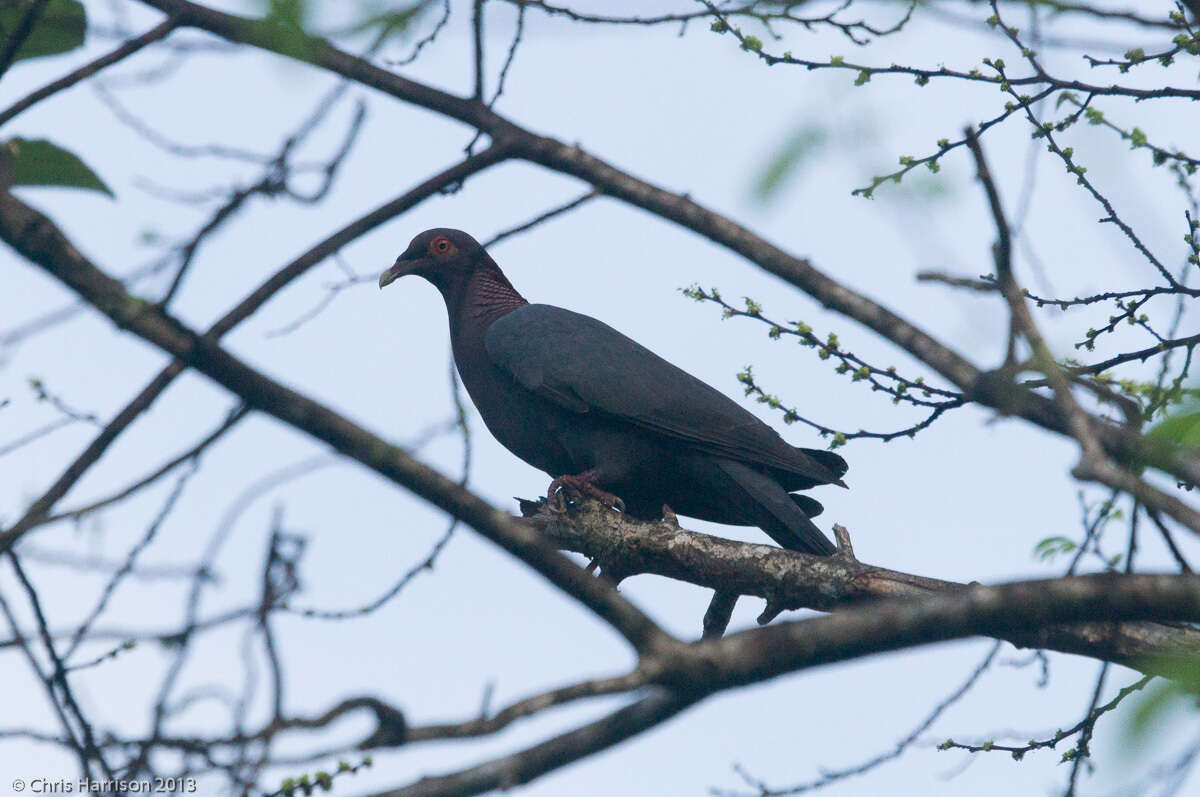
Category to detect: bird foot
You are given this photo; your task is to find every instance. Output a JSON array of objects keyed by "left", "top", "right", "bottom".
[{"left": 547, "top": 471, "right": 626, "bottom": 513}]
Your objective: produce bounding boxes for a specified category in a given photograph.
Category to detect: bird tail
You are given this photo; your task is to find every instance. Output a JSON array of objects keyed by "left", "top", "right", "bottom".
[{"left": 718, "top": 461, "right": 836, "bottom": 556}]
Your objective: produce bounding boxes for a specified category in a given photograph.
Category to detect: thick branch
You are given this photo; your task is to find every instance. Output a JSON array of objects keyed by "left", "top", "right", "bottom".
[
  {"left": 0, "top": 188, "right": 670, "bottom": 655},
  {"left": 369, "top": 572, "right": 1200, "bottom": 797},
  {"left": 4, "top": 174, "right": 1191, "bottom": 679},
  {"left": 681, "top": 573, "right": 1200, "bottom": 690},
  {"left": 373, "top": 691, "right": 693, "bottom": 797},
  {"left": 532, "top": 503, "right": 1200, "bottom": 673}
]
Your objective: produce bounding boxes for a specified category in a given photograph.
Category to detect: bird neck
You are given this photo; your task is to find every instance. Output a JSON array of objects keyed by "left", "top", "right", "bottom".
[{"left": 452, "top": 266, "right": 528, "bottom": 328}]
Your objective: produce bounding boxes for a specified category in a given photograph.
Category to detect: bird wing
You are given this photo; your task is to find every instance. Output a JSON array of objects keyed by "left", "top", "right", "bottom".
[{"left": 484, "top": 304, "right": 846, "bottom": 485}]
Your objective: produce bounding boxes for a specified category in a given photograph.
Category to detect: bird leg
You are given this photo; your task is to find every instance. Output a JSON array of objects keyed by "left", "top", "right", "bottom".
[
  {"left": 702, "top": 591, "right": 738, "bottom": 639},
  {"left": 547, "top": 469, "right": 626, "bottom": 513}
]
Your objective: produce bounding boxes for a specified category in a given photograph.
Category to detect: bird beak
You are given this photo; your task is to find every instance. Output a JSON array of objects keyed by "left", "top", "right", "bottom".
[{"left": 378, "top": 253, "right": 419, "bottom": 289}]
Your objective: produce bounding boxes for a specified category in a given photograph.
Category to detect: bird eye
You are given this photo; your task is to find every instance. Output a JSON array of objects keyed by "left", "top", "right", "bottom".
[{"left": 432, "top": 236, "right": 452, "bottom": 255}]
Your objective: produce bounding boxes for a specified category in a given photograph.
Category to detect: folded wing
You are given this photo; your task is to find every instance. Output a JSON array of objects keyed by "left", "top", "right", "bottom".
[{"left": 484, "top": 304, "right": 847, "bottom": 487}]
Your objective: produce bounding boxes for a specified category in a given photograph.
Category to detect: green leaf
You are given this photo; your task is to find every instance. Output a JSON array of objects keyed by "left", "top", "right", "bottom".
[
  {"left": 338, "top": 1, "right": 423, "bottom": 44},
  {"left": 1127, "top": 682, "right": 1191, "bottom": 742},
  {"left": 2, "top": 138, "right": 113, "bottom": 197},
  {"left": 1033, "top": 535, "right": 1076, "bottom": 561},
  {"left": 0, "top": 0, "right": 86, "bottom": 63},
  {"left": 262, "top": 0, "right": 305, "bottom": 26},
  {"left": 1055, "top": 91, "right": 1078, "bottom": 109},
  {"left": 1149, "top": 401, "right": 1200, "bottom": 448},
  {"left": 259, "top": 0, "right": 313, "bottom": 59},
  {"left": 1125, "top": 656, "right": 1200, "bottom": 745},
  {"left": 739, "top": 35, "right": 763, "bottom": 53},
  {"left": 752, "top": 125, "right": 827, "bottom": 203}
]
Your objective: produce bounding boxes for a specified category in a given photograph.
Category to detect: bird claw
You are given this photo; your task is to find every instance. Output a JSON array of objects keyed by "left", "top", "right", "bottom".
[
  {"left": 547, "top": 472, "right": 625, "bottom": 513},
  {"left": 602, "top": 493, "right": 627, "bottom": 512},
  {"left": 547, "top": 487, "right": 570, "bottom": 514}
]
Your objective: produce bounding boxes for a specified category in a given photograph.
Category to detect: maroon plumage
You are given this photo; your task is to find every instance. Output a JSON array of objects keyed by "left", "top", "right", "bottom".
[{"left": 379, "top": 228, "right": 848, "bottom": 555}]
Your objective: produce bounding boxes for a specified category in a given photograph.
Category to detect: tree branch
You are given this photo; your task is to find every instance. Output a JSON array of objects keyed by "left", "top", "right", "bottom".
[
  {"left": 0, "top": 19, "right": 178, "bottom": 128},
  {"left": 367, "top": 571, "right": 1200, "bottom": 797},
  {"left": 0, "top": 143, "right": 511, "bottom": 556},
  {"left": 531, "top": 501, "right": 1200, "bottom": 674},
  {"left": 130, "top": 0, "right": 1200, "bottom": 494},
  {"left": 0, "top": 186, "right": 671, "bottom": 655}
]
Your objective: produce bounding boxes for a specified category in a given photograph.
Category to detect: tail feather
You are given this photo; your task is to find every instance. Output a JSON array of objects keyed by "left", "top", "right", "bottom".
[
  {"left": 718, "top": 461, "right": 836, "bottom": 556},
  {"left": 799, "top": 448, "right": 849, "bottom": 480},
  {"left": 790, "top": 493, "right": 824, "bottom": 519}
]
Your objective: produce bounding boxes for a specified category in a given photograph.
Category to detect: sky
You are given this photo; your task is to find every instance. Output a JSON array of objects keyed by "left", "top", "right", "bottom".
[{"left": 2, "top": 1, "right": 1199, "bottom": 795}]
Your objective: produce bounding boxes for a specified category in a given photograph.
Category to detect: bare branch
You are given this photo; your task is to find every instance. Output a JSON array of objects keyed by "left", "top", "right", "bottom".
[
  {"left": 0, "top": 187, "right": 672, "bottom": 655},
  {"left": 529, "top": 501, "right": 1200, "bottom": 672},
  {"left": 0, "top": 19, "right": 178, "bottom": 127},
  {"left": 0, "top": 143, "right": 511, "bottom": 557},
  {"left": 127, "top": 0, "right": 1200, "bottom": 495},
  {"left": 367, "top": 572, "right": 1200, "bottom": 796}
]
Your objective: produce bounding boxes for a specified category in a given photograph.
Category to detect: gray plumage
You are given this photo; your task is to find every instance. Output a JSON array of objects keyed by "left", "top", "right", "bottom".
[{"left": 379, "top": 228, "right": 848, "bottom": 555}]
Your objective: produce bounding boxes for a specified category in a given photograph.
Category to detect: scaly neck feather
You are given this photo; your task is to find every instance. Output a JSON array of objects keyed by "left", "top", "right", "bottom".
[
  {"left": 442, "top": 265, "right": 528, "bottom": 334},
  {"left": 469, "top": 267, "right": 527, "bottom": 321}
]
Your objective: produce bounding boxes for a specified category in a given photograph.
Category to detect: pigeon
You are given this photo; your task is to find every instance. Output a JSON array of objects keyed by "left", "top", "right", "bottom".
[{"left": 379, "top": 228, "right": 847, "bottom": 555}]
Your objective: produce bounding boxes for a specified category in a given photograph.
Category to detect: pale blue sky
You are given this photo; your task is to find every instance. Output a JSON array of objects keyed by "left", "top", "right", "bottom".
[{"left": 2, "top": 1, "right": 1197, "bottom": 795}]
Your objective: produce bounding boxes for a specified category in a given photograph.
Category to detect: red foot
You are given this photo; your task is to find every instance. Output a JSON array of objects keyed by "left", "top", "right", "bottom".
[{"left": 547, "top": 470, "right": 626, "bottom": 513}]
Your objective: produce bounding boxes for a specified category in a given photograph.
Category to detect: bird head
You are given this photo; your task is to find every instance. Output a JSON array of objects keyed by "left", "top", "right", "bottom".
[{"left": 378, "top": 228, "right": 485, "bottom": 290}]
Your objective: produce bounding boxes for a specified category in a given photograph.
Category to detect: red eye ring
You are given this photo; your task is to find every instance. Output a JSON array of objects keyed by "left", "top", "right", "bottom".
[{"left": 432, "top": 236, "right": 451, "bottom": 254}]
